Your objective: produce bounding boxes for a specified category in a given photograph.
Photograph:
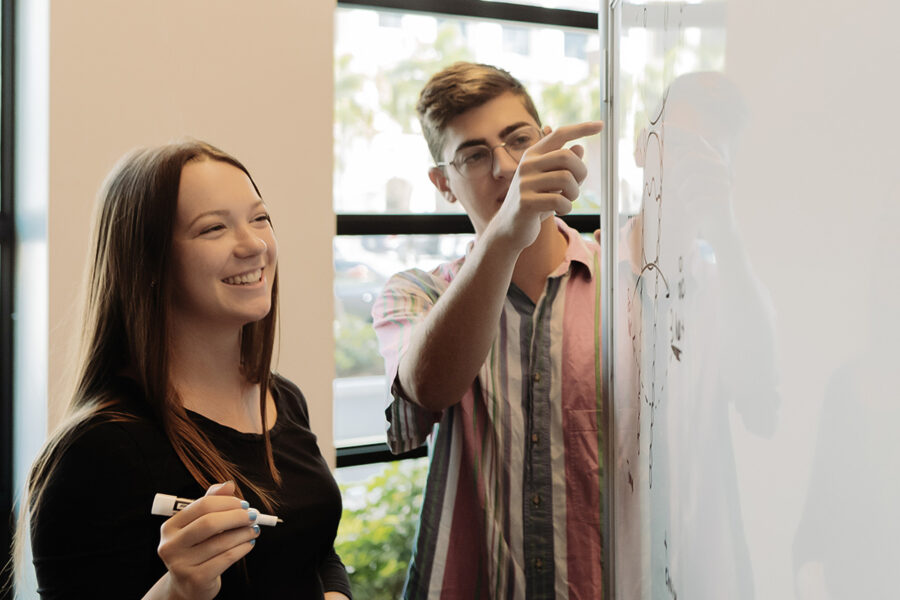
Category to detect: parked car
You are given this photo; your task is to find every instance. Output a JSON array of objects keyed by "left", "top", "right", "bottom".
[{"left": 334, "top": 258, "right": 388, "bottom": 323}]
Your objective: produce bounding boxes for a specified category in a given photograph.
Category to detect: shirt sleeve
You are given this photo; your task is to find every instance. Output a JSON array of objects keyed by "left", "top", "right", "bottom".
[
  {"left": 318, "top": 546, "right": 353, "bottom": 598},
  {"left": 31, "top": 419, "right": 163, "bottom": 599},
  {"left": 371, "top": 268, "right": 447, "bottom": 453}
]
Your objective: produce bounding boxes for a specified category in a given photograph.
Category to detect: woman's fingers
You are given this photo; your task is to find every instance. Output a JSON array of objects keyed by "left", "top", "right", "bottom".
[
  {"left": 155, "top": 482, "right": 262, "bottom": 600},
  {"left": 158, "top": 484, "right": 258, "bottom": 566},
  {"left": 162, "top": 494, "right": 246, "bottom": 531},
  {"left": 169, "top": 519, "right": 260, "bottom": 568},
  {"left": 163, "top": 540, "right": 255, "bottom": 600},
  {"left": 176, "top": 539, "right": 257, "bottom": 589},
  {"left": 205, "top": 480, "right": 236, "bottom": 497},
  {"left": 172, "top": 505, "right": 258, "bottom": 549}
]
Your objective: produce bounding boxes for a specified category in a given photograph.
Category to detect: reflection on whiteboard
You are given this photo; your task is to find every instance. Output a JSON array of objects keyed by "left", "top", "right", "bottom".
[
  {"left": 616, "top": 72, "right": 780, "bottom": 599},
  {"left": 792, "top": 198, "right": 900, "bottom": 599}
]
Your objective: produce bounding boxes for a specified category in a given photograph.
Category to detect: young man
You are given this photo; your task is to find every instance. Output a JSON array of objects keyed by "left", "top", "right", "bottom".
[{"left": 372, "top": 62, "right": 604, "bottom": 599}]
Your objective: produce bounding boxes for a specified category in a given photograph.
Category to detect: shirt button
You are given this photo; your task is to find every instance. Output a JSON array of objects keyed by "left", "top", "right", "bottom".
[
  {"left": 535, "top": 557, "right": 543, "bottom": 570},
  {"left": 533, "top": 372, "right": 542, "bottom": 383},
  {"left": 531, "top": 433, "right": 539, "bottom": 444},
  {"left": 532, "top": 494, "right": 541, "bottom": 506}
]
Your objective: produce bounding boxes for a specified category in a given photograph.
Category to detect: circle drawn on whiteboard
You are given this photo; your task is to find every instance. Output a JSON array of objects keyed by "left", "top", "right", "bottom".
[{"left": 627, "top": 106, "right": 672, "bottom": 489}]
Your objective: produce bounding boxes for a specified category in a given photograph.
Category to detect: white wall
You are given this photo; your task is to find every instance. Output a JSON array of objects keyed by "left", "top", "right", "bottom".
[{"left": 46, "top": 1, "right": 336, "bottom": 459}]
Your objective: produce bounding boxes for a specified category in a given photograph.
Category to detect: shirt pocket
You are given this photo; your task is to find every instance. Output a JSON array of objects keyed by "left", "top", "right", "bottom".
[
  {"left": 564, "top": 407, "right": 603, "bottom": 526},
  {"left": 567, "top": 408, "right": 601, "bottom": 432}
]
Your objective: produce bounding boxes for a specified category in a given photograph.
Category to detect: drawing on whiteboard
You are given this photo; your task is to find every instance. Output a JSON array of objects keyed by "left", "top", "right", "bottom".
[
  {"left": 619, "top": 70, "right": 777, "bottom": 600},
  {"left": 627, "top": 86, "right": 688, "bottom": 492},
  {"left": 664, "top": 533, "right": 678, "bottom": 600}
]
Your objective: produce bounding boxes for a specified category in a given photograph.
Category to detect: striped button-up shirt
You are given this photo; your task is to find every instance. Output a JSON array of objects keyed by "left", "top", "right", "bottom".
[{"left": 372, "top": 219, "right": 603, "bottom": 600}]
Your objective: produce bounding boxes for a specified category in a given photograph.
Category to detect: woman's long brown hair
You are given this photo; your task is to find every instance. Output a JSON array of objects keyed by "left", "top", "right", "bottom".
[{"left": 11, "top": 140, "right": 282, "bottom": 588}]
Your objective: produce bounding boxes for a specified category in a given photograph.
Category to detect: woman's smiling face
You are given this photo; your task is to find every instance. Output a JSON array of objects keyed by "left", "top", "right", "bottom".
[{"left": 169, "top": 158, "right": 278, "bottom": 329}]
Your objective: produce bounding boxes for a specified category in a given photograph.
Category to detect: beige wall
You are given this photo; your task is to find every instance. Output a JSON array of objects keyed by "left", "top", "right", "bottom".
[{"left": 47, "top": 1, "right": 337, "bottom": 460}]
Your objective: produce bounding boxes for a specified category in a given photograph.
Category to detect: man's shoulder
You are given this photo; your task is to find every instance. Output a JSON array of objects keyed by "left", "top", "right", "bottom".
[
  {"left": 384, "top": 257, "right": 464, "bottom": 293},
  {"left": 372, "top": 258, "right": 465, "bottom": 325}
]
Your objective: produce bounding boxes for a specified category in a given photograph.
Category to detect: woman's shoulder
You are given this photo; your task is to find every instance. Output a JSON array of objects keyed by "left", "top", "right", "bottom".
[
  {"left": 271, "top": 372, "right": 303, "bottom": 398},
  {"left": 83, "top": 378, "right": 163, "bottom": 437},
  {"left": 31, "top": 384, "right": 169, "bottom": 584},
  {"left": 49, "top": 379, "right": 167, "bottom": 482},
  {"left": 270, "top": 373, "right": 310, "bottom": 425},
  {"left": 34, "top": 388, "right": 164, "bottom": 529}
]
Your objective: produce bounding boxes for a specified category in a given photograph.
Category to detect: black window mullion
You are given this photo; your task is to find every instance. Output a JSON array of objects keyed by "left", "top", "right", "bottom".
[
  {"left": 336, "top": 213, "right": 599, "bottom": 236},
  {"left": 336, "top": 442, "right": 427, "bottom": 468},
  {"left": 337, "top": 214, "right": 474, "bottom": 236},
  {"left": 337, "top": 0, "right": 598, "bottom": 31}
]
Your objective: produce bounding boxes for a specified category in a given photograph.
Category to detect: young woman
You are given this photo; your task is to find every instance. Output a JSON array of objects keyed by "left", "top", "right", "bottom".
[{"left": 16, "top": 141, "right": 352, "bottom": 599}]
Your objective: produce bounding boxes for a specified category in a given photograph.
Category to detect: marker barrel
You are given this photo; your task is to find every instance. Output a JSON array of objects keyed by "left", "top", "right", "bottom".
[{"left": 151, "top": 492, "right": 282, "bottom": 526}]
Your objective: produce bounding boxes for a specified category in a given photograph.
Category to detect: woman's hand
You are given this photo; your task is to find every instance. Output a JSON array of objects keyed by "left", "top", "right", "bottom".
[{"left": 144, "top": 481, "right": 260, "bottom": 600}]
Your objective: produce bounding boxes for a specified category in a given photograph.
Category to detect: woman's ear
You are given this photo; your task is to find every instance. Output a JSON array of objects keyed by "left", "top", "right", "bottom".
[{"left": 428, "top": 166, "right": 457, "bottom": 204}]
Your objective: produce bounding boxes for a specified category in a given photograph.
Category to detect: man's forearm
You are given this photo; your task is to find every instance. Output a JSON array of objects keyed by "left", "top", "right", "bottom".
[{"left": 398, "top": 227, "right": 521, "bottom": 411}]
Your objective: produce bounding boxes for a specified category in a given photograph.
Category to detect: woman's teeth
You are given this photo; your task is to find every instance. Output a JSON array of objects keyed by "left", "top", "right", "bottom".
[{"left": 223, "top": 269, "right": 262, "bottom": 285}]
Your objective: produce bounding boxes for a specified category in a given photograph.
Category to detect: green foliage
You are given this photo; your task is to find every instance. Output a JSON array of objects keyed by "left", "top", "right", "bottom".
[
  {"left": 337, "top": 459, "right": 429, "bottom": 599},
  {"left": 538, "top": 66, "right": 603, "bottom": 127},
  {"left": 377, "top": 25, "right": 475, "bottom": 134},
  {"left": 334, "top": 54, "right": 377, "bottom": 174},
  {"left": 336, "top": 22, "right": 474, "bottom": 143},
  {"left": 335, "top": 53, "right": 376, "bottom": 138},
  {"left": 334, "top": 312, "right": 383, "bottom": 378}
]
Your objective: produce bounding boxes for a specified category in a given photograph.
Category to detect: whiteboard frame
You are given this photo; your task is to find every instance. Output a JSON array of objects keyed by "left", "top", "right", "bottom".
[{"left": 601, "top": 1, "right": 620, "bottom": 599}]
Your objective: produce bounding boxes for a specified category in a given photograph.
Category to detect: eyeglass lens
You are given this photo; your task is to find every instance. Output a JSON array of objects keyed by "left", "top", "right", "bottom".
[{"left": 453, "top": 125, "right": 541, "bottom": 177}]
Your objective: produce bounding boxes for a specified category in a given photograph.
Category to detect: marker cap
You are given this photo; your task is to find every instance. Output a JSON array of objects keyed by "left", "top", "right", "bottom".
[
  {"left": 151, "top": 493, "right": 178, "bottom": 517},
  {"left": 256, "top": 513, "right": 280, "bottom": 527}
]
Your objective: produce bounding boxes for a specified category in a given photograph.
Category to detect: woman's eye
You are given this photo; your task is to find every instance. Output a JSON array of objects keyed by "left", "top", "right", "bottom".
[
  {"left": 254, "top": 214, "right": 272, "bottom": 224},
  {"left": 200, "top": 224, "right": 225, "bottom": 235}
]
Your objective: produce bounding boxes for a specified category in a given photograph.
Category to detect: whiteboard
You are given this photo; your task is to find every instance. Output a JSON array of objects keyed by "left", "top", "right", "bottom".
[{"left": 605, "top": 1, "right": 900, "bottom": 598}]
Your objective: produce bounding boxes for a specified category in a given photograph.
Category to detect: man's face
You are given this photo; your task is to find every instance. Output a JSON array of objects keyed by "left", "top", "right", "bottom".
[{"left": 432, "top": 92, "right": 540, "bottom": 235}]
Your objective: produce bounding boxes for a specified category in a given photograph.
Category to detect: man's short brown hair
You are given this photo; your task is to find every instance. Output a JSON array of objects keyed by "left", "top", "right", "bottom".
[{"left": 417, "top": 62, "right": 542, "bottom": 165}]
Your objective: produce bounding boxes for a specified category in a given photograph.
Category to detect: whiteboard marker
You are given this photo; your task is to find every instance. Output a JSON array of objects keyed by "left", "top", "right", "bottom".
[{"left": 151, "top": 492, "right": 283, "bottom": 526}]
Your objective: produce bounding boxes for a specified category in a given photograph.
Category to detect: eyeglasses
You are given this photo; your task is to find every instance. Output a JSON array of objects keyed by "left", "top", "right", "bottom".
[{"left": 437, "top": 125, "right": 543, "bottom": 179}]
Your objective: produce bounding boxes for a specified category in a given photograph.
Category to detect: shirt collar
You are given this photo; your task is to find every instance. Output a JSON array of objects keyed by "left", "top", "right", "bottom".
[
  {"left": 550, "top": 217, "right": 597, "bottom": 280},
  {"left": 466, "top": 217, "right": 598, "bottom": 280}
]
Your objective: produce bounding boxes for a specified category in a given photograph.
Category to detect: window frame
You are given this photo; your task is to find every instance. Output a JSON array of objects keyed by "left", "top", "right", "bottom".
[
  {"left": 0, "top": 0, "right": 15, "bottom": 593},
  {"left": 333, "top": 0, "right": 601, "bottom": 468}
]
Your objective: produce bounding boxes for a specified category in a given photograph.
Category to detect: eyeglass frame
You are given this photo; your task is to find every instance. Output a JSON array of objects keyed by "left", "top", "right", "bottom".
[{"left": 435, "top": 124, "right": 544, "bottom": 179}]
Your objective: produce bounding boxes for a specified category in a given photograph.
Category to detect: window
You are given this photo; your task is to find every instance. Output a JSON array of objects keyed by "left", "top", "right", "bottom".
[
  {"left": 333, "top": 3, "right": 601, "bottom": 594},
  {"left": 8, "top": 1, "right": 49, "bottom": 594},
  {"left": 333, "top": 0, "right": 602, "bottom": 458},
  {"left": 0, "top": 0, "right": 14, "bottom": 593},
  {"left": 334, "top": 457, "right": 429, "bottom": 597},
  {"left": 503, "top": 25, "right": 531, "bottom": 55},
  {"left": 377, "top": 10, "right": 402, "bottom": 28},
  {"left": 564, "top": 30, "right": 588, "bottom": 60}
]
